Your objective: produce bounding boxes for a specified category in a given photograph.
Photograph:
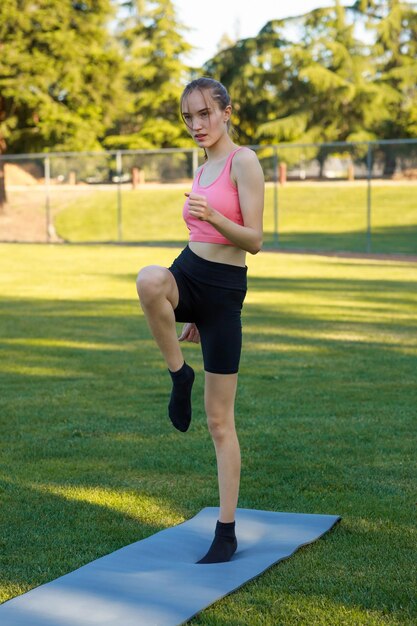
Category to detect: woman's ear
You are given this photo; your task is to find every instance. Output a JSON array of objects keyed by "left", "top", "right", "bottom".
[{"left": 224, "top": 104, "right": 232, "bottom": 122}]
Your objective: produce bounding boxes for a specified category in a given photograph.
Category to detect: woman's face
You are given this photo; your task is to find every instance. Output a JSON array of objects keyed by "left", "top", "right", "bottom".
[{"left": 181, "top": 89, "right": 231, "bottom": 148}]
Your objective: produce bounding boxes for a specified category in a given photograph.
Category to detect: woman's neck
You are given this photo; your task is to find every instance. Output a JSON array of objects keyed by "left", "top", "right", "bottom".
[{"left": 205, "top": 137, "right": 237, "bottom": 162}]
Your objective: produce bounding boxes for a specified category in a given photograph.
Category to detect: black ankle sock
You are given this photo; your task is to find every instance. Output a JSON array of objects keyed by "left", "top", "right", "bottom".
[
  {"left": 168, "top": 362, "right": 195, "bottom": 432},
  {"left": 197, "top": 520, "right": 237, "bottom": 564}
]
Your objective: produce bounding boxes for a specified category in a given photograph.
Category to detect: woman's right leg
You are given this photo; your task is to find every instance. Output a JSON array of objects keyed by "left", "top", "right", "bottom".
[
  {"left": 136, "top": 265, "right": 183, "bottom": 372},
  {"left": 136, "top": 265, "right": 194, "bottom": 432}
]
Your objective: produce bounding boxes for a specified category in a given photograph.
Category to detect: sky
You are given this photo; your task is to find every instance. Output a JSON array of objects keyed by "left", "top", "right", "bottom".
[{"left": 174, "top": 0, "right": 352, "bottom": 67}]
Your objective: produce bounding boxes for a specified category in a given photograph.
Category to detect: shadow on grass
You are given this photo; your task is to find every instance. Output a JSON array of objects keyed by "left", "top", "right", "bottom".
[
  {"left": 262, "top": 223, "right": 417, "bottom": 255},
  {"left": 113, "top": 269, "right": 417, "bottom": 308},
  {"left": 246, "top": 274, "right": 417, "bottom": 309},
  {"left": 0, "top": 477, "right": 170, "bottom": 599},
  {"left": 58, "top": 224, "right": 417, "bottom": 256}
]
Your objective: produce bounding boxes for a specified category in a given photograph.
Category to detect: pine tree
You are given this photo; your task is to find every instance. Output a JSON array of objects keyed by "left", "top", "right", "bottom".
[
  {"left": 204, "top": 1, "right": 417, "bottom": 155},
  {"left": 0, "top": 0, "right": 124, "bottom": 209},
  {"left": 351, "top": 1, "right": 417, "bottom": 173},
  {"left": 257, "top": 3, "right": 391, "bottom": 148},
  {"left": 105, "top": 0, "right": 193, "bottom": 149},
  {"left": 353, "top": 0, "right": 417, "bottom": 138},
  {"left": 203, "top": 25, "right": 288, "bottom": 145}
]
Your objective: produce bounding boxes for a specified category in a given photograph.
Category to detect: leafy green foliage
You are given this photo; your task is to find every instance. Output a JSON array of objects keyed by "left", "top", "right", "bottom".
[
  {"left": 0, "top": 1, "right": 416, "bottom": 158},
  {"left": 363, "top": 0, "right": 417, "bottom": 138},
  {"left": 104, "top": 0, "right": 193, "bottom": 149},
  {"left": 204, "top": 2, "right": 417, "bottom": 147},
  {"left": 0, "top": 0, "right": 124, "bottom": 154}
]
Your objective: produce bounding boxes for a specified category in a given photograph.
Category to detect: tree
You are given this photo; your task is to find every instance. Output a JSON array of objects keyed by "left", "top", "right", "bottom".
[
  {"left": 204, "top": 1, "right": 416, "bottom": 159},
  {"left": 0, "top": 0, "right": 124, "bottom": 210},
  {"left": 353, "top": 0, "right": 417, "bottom": 138},
  {"left": 351, "top": 1, "right": 417, "bottom": 173},
  {"left": 203, "top": 26, "right": 289, "bottom": 145},
  {"left": 104, "top": 0, "right": 193, "bottom": 149},
  {"left": 257, "top": 4, "right": 394, "bottom": 148}
]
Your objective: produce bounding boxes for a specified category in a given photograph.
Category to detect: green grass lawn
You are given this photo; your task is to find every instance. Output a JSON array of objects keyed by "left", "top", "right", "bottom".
[
  {"left": 0, "top": 243, "right": 416, "bottom": 625},
  {"left": 52, "top": 182, "right": 417, "bottom": 255}
]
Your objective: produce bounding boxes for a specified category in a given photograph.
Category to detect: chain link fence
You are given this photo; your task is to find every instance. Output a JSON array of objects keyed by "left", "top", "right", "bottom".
[{"left": 1, "top": 139, "right": 416, "bottom": 255}]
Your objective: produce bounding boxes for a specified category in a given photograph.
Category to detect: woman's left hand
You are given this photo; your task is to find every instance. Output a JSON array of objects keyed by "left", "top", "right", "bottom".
[{"left": 185, "top": 192, "right": 216, "bottom": 222}]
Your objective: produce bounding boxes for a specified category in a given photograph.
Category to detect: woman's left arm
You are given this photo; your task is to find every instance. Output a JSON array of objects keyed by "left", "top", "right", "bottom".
[{"left": 186, "top": 149, "right": 264, "bottom": 254}]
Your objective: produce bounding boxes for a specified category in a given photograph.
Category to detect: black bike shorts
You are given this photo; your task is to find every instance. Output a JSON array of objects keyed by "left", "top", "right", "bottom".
[{"left": 168, "top": 246, "right": 247, "bottom": 374}]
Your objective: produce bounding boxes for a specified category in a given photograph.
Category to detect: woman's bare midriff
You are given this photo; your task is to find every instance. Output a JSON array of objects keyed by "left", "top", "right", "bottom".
[{"left": 188, "top": 241, "right": 247, "bottom": 267}]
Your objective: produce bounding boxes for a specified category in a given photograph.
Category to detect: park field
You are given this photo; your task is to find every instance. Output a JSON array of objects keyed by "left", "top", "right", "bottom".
[
  {"left": 54, "top": 182, "right": 417, "bottom": 254},
  {"left": 0, "top": 243, "right": 416, "bottom": 625},
  {"left": 2, "top": 180, "right": 417, "bottom": 255}
]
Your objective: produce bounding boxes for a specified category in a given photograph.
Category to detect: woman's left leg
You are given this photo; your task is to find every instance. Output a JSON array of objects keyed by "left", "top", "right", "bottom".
[
  {"left": 193, "top": 275, "right": 246, "bottom": 563},
  {"left": 196, "top": 371, "right": 240, "bottom": 564},
  {"left": 204, "top": 371, "right": 241, "bottom": 523}
]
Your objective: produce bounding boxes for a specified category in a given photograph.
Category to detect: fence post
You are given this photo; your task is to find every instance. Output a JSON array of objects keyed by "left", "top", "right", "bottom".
[
  {"left": 366, "top": 143, "right": 372, "bottom": 253},
  {"left": 273, "top": 147, "right": 279, "bottom": 247},
  {"left": 192, "top": 149, "right": 198, "bottom": 175},
  {"left": 279, "top": 162, "right": 287, "bottom": 185},
  {"left": 44, "top": 155, "right": 51, "bottom": 242},
  {"left": 116, "top": 151, "right": 123, "bottom": 242}
]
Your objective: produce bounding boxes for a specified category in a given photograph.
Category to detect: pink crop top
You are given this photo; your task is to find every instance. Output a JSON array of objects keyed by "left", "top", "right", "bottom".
[{"left": 183, "top": 147, "right": 247, "bottom": 246}]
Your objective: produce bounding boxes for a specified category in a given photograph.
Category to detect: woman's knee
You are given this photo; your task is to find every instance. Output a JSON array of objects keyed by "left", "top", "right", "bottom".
[
  {"left": 207, "top": 410, "right": 235, "bottom": 442},
  {"left": 136, "top": 266, "right": 168, "bottom": 304}
]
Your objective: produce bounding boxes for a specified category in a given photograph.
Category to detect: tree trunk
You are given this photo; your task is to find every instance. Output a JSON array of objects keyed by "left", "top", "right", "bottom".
[
  {"left": 0, "top": 112, "right": 7, "bottom": 211},
  {"left": 0, "top": 159, "right": 7, "bottom": 214},
  {"left": 382, "top": 148, "right": 397, "bottom": 178}
]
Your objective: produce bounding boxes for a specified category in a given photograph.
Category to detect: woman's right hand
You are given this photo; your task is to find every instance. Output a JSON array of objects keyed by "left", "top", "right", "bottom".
[{"left": 178, "top": 322, "right": 200, "bottom": 343}]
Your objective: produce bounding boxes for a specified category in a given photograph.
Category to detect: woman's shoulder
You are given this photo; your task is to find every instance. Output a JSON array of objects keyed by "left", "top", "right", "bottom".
[
  {"left": 232, "top": 146, "right": 264, "bottom": 177},
  {"left": 233, "top": 146, "right": 260, "bottom": 166}
]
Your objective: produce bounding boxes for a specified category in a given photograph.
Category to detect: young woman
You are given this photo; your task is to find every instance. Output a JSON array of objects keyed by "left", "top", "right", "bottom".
[{"left": 136, "top": 77, "right": 264, "bottom": 564}]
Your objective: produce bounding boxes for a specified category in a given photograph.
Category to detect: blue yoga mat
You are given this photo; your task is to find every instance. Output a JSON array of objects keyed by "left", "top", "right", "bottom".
[{"left": 0, "top": 507, "right": 340, "bottom": 626}]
